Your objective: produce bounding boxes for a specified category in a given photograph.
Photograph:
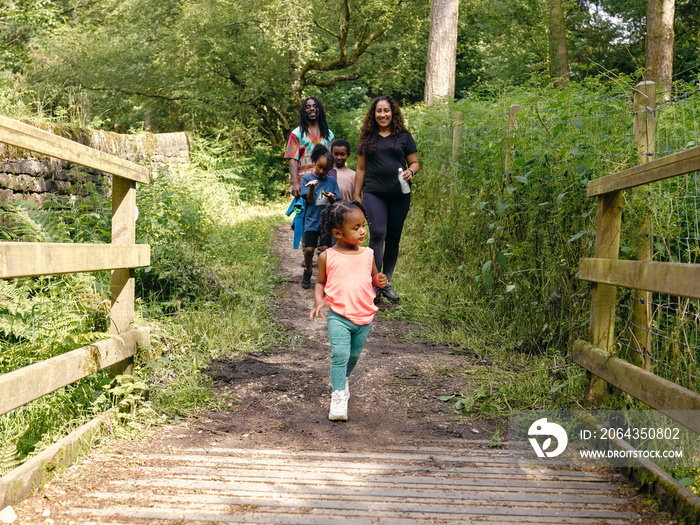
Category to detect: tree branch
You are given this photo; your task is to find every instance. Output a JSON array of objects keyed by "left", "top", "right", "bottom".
[
  {"left": 313, "top": 20, "right": 339, "bottom": 40},
  {"left": 84, "top": 85, "right": 183, "bottom": 102},
  {"left": 306, "top": 61, "right": 362, "bottom": 87}
]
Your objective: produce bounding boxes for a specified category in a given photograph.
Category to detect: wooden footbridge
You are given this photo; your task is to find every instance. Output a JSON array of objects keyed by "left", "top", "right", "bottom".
[
  {"left": 17, "top": 429, "right": 641, "bottom": 524},
  {"left": 2, "top": 89, "right": 700, "bottom": 523}
]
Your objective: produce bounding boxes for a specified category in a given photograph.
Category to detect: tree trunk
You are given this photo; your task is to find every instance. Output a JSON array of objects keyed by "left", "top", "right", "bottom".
[
  {"left": 424, "top": 0, "right": 459, "bottom": 105},
  {"left": 547, "top": 0, "right": 569, "bottom": 87},
  {"left": 646, "top": 0, "right": 675, "bottom": 99}
]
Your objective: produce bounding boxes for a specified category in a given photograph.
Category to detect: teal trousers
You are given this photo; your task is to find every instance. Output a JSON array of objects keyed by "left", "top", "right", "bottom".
[{"left": 327, "top": 309, "right": 372, "bottom": 391}]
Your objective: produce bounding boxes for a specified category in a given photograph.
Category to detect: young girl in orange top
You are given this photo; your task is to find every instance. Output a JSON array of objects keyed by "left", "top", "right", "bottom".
[{"left": 310, "top": 200, "right": 387, "bottom": 421}]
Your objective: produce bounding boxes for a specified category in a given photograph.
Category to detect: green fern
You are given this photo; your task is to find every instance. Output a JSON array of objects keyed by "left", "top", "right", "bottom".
[
  {"left": 1, "top": 200, "right": 60, "bottom": 242},
  {"left": 0, "top": 280, "right": 33, "bottom": 341},
  {"left": 0, "top": 437, "right": 21, "bottom": 476}
]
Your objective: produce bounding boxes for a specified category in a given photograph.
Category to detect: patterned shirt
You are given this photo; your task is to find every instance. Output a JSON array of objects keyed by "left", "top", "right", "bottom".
[{"left": 284, "top": 126, "right": 334, "bottom": 184}]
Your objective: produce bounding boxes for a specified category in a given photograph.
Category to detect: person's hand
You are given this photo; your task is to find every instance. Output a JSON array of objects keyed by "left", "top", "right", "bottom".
[
  {"left": 305, "top": 179, "right": 319, "bottom": 187},
  {"left": 353, "top": 193, "right": 362, "bottom": 204},
  {"left": 291, "top": 182, "right": 301, "bottom": 197},
  {"left": 400, "top": 169, "right": 413, "bottom": 181},
  {"left": 310, "top": 301, "right": 327, "bottom": 322},
  {"left": 375, "top": 273, "right": 388, "bottom": 288}
]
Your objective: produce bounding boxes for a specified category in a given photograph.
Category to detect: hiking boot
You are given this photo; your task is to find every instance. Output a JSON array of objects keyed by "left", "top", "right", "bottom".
[
  {"left": 301, "top": 270, "right": 312, "bottom": 289},
  {"left": 328, "top": 390, "right": 348, "bottom": 421},
  {"left": 373, "top": 286, "right": 382, "bottom": 305},
  {"left": 382, "top": 282, "right": 399, "bottom": 302}
]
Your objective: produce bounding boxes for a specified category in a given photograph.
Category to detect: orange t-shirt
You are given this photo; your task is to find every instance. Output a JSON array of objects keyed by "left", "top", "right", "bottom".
[{"left": 324, "top": 247, "right": 378, "bottom": 325}]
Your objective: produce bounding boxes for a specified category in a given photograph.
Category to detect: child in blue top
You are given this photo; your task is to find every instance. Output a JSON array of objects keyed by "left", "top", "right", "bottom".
[{"left": 300, "top": 144, "right": 341, "bottom": 289}]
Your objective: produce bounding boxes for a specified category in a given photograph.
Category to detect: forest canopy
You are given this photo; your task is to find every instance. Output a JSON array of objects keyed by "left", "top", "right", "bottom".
[{"left": 1, "top": 0, "right": 699, "bottom": 144}]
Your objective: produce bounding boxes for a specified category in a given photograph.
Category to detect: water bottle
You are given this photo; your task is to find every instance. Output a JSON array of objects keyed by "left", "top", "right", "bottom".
[{"left": 398, "top": 167, "right": 410, "bottom": 194}]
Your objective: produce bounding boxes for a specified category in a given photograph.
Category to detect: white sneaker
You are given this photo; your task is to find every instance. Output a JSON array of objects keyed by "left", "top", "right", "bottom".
[
  {"left": 344, "top": 378, "right": 350, "bottom": 400},
  {"left": 328, "top": 390, "right": 348, "bottom": 421}
]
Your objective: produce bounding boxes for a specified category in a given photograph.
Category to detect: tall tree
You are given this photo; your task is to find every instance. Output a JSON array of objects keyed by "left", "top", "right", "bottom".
[
  {"left": 424, "top": 0, "right": 459, "bottom": 104},
  {"left": 547, "top": 0, "right": 569, "bottom": 86},
  {"left": 27, "top": 0, "right": 407, "bottom": 143},
  {"left": 645, "top": 0, "right": 675, "bottom": 96}
]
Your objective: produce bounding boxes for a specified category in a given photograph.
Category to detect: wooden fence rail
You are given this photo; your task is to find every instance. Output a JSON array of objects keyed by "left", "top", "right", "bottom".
[
  {"left": 575, "top": 81, "right": 700, "bottom": 432},
  {"left": 0, "top": 115, "right": 151, "bottom": 413}
]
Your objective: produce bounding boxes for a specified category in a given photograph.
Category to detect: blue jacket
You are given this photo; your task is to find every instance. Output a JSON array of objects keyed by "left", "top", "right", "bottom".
[{"left": 285, "top": 197, "right": 305, "bottom": 249}]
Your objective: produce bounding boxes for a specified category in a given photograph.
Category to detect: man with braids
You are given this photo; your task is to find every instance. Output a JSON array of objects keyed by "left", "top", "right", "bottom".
[{"left": 285, "top": 97, "right": 334, "bottom": 198}]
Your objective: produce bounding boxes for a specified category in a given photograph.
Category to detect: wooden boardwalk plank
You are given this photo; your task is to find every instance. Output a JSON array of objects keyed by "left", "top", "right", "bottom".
[
  {"left": 141, "top": 453, "right": 611, "bottom": 480},
  {"left": 93, "top": 484, "right": 627, "bottom": 505},
  {"left": 139, "top": 467, "right": 620, "bottom": 493}
]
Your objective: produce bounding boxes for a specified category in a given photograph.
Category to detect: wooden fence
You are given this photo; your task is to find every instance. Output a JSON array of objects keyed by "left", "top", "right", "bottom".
[
  {"left": 0, "top": 115, "right": 150, "bottom": 425},
  {"left": 573, "top": 82, "right": 700, "bottom": 435}
]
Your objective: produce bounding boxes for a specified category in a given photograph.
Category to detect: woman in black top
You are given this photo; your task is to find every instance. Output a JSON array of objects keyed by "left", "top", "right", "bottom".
[{"left": 354, "top": 95, "right": 419, "bottom": 302}]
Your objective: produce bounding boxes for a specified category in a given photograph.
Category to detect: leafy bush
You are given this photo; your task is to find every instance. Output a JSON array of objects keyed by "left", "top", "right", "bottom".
[{"left": 400, "top": 81, "right": 639, "bottom": 355}]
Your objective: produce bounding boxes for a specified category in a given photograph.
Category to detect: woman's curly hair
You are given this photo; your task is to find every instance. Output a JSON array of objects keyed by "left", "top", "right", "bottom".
[
  {"left": 320, "top": 200, "right": 368, "bottom": 241},
  {"left": 357, "top": 96, "right": 408, "bottom": 156}
]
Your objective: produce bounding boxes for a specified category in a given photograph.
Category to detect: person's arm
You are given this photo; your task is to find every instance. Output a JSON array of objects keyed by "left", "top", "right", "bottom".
[
  {"left": 304, "top": 178, "right": 318, "bottom": 204},
  {"left": 290, "top": 159, "right": 300, "bottom": 197},
  {"left": 400, "top": 152, "right": 419, "bottom": 182},
  {"left": 371, "top": 259, "right": 387, "bottom": 289},
  {"left": 354, "top": 155, "right": 366, "bottom": 202},
  {"left": 310, "top": 252, "right": 329, "bottom": 321}
]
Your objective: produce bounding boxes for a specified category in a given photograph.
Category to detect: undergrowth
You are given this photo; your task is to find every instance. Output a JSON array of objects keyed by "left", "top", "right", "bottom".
[{"left": 0, "top": 140, "right": 286, "bottom": 473}]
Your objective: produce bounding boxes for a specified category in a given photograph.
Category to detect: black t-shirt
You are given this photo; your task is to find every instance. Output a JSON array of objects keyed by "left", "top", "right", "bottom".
[{"left": 360, "top": 132, "right": 417, "bottom": 194}]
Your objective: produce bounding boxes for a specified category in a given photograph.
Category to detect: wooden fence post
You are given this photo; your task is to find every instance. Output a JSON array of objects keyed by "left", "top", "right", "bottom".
[
  {"left": 110, "top": 175, "right": 137, "bottom": 376},
  {"left": 630, "top": 81, "right": 656, "bottom": 371},
  {"left": 585, "top": 190, "right": 623, "bottom": 406},
  {"left": 451, "top": 111, "right": 463, "bottom": 168},
  {"left": 505, "top": 105, "right": 520, "bottom": 173}
]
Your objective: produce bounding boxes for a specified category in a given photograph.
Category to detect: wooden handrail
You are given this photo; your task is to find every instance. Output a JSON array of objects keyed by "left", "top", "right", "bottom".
[
  {"left": 580, "top": 81, "right": 700, "bottom": 415},
  {"left": 0, "top": 329, "right": 149, "bottom": 417},
  {"left": 0, "top": 242, "right": 150, "bottom": 278},
  {"left": 0, "top": 116, "right": 149, "bottom": 183},
  {"left": 0, "top": 116, "right": 151, "bottom": 414},
  {"left": 574, "top": 341, "right": 700, "bottom": 434},
  {"left": 587, "top": 144, "right": 700, "bottom": 197},
  {"left": 579, "top": 258, "right": 700, "bottom": 300}
]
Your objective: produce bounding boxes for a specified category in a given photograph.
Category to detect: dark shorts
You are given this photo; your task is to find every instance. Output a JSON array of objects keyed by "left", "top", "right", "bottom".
[{"left": 304, "top": 230, "right": 332, "bottom": 249}]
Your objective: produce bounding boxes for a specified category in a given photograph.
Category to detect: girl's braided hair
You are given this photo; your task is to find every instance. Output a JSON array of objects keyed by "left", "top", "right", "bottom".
[
  {"left": 320, "top": 200, "right": 368, "bottom": 241},
  {"left": 310, "top": 143, "right": 333, "bottom": 167}
]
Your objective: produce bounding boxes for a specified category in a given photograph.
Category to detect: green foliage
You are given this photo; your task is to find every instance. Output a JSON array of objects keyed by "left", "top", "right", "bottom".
[
  {"left": 0, "top": 199, "right": 111, "bottom": 361},
  {"left": 401, "top": 81, "right": 642, "bottom": 357},
  {"left": 0, "top": 437, "right": 21, "bottom": 476},
  {"left": 135, "top": 160, "right": 285, "bottom": 306},
  {"left": 439, "top": 354, "right": 586, "bottom": 419},
  {"left": 0, "top": 0, "right": 61, "bottom": 73}
]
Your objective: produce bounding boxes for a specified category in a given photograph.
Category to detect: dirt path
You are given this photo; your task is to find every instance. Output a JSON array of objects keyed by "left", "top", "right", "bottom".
[
  {"left": 12, "top": 225, "right": 673, "bottom": 524},
  {"left": 198, "top": 224, "right": 491, "bottom": 451}
]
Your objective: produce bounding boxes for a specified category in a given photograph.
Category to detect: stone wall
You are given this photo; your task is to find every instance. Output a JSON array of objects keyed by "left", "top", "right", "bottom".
[{"left": 0, "top": 124, "right": 190, "bottom": 204}]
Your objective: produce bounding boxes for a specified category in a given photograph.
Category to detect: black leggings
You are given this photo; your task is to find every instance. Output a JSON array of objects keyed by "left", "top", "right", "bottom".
[{"left": 363, "top": 191, "right": 411, "bottom": 282}]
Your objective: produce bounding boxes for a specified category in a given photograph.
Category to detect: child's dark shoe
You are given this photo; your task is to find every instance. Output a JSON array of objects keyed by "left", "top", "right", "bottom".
[{"left": 301, "top": 270, "right": 312, "bottom": 289}]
